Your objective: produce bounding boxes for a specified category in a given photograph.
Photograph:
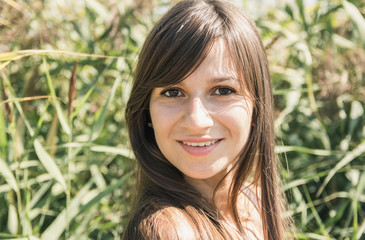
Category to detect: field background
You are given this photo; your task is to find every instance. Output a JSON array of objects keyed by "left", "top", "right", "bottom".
[{"left": 0, "top": 0, "right": 364, "bottom": 239}]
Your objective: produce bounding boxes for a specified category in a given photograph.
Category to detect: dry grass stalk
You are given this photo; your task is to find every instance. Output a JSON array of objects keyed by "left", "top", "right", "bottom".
[
  {"left": 265, "top": 34, "right": 281, "bottom": 51},
  {"left": 1, "top": 78, "right": 13, "bottom": 123},
  {"left": 67, "top": 61, "right": 78, "bottom": 118}
]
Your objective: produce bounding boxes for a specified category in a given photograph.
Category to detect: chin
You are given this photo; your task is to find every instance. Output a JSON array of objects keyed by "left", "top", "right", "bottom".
[{"left": 182, "top": 169, "right": 225, "bottom": 181}]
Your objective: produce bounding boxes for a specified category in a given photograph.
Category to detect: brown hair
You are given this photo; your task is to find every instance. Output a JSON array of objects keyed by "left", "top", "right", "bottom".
[{"left": 123, "top": 0, "right": 290, "bottom": 239}]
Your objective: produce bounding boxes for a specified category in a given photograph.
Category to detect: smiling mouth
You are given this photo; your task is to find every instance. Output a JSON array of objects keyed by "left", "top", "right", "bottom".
[{"left": 181, "top": 139, "right": 221, "bottom": 147}]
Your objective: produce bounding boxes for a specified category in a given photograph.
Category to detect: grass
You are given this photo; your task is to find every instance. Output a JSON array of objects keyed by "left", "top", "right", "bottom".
[{"left": 0, "top": 0, "right": 364, "bottom": 239}]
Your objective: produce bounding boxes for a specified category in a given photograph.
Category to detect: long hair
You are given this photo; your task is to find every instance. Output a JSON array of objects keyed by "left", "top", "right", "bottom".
[{"left": 123, "top": 0, "right": 289, "bottom": 239}]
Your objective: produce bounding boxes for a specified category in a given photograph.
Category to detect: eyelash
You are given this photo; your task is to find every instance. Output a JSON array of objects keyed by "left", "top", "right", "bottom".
[
  {"left": 160, "top": 88, "right": 184, "bottom": 98},
  {"left": 212, "top": 86, "right": 236, "bottom": 96},
  {"left": 160, "top": 86, "right": 236, "bottom": 98}
]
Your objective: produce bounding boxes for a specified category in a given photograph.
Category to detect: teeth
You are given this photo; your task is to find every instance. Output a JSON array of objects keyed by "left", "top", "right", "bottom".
[{"left": 182, "top": 140, "right": 219, "bottom": 147}]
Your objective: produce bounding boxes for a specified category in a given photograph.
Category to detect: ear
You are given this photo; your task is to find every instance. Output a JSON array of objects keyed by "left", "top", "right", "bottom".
[
  {"left": 146, "top": 110, "right": 152, "bottom": 128},
  {"left": 251, "top": 109, "right": 257, "bottom": 127}
]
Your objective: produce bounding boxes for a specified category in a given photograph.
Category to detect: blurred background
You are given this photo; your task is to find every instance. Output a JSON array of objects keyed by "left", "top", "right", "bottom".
[{"left": 0, "top": 0, "right": 364, "bottom": 239}]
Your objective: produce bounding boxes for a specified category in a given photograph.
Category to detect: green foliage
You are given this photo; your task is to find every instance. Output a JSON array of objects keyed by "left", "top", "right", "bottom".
[
  {"left": 0, "top": 0, "right": 159, "bottom": 238},
  {"left": 0, "top": 0, "right": 364, "bottom": 239},
  {"left": 257, "top": 0, "right": 365, "bottom": 238}
]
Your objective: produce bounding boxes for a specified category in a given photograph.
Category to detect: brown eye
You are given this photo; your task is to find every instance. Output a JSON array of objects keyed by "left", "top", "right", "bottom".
[
  {"left": 213, "top": 87, "right": 235, "bottom": 96},
  {"left": 161, "top": 89, "right": 183, "bottom": 97}
]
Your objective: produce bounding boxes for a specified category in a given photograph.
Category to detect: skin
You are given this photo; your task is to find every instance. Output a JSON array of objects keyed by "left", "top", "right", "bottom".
[
  {"left": 149, "top": 39, "right": 263, "bottom": 239},
  {"left": 150, "top": 38, "right": 253, "bottom": 195}
]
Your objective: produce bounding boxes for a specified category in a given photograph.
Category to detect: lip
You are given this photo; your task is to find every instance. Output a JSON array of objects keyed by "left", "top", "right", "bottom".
[{"left": 177, "top": 138, "right": 222, "bottom": 156}]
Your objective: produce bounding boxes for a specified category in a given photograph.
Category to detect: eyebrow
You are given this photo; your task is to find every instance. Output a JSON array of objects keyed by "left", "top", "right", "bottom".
[
  {"left": 210, "top": 77, "right": 238, "bottom": 83},
  {"left": 166, "top": 76, "right": 239, "bottom": 88}
]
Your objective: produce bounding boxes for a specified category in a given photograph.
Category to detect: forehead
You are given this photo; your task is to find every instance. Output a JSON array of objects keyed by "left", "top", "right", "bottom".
[{"left": 186, "top": 39, "right": 238, "bottom": 81}]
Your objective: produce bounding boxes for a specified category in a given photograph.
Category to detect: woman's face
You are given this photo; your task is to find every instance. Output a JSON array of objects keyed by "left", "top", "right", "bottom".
[{"left": 149, "top": 39, "right": 253, "bottom": 182}]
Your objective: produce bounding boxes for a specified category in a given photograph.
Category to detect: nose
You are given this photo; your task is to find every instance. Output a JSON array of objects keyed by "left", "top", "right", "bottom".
[{"left": 181, "top": 98, "right": 213, "bottom": 131}]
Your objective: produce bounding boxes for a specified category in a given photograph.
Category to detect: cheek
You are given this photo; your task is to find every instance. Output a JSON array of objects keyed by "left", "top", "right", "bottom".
[
  {"left": 150, "top": 104, "right": 177, "bottom": 129},
  {"left": 221, "top": 103, "right": 252, "bottom": 124},
  {"left": 149, "top": 108, "right": 168, "bottom": 156},
  {"left": 149, "top": 103, "right": 180, "bottom": 148},
  {"left": 223, "top": 105, "right": 253, "bottom": 141}
]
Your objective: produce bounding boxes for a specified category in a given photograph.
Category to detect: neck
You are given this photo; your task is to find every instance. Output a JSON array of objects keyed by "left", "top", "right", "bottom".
[{"left": 184, "top": 167, "right": 235, "bottom": 219}]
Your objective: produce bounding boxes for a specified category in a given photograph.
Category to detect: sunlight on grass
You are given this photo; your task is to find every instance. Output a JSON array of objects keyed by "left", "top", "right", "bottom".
[{"left": 0, "top": 0, "right": 364, "bottom": 239}]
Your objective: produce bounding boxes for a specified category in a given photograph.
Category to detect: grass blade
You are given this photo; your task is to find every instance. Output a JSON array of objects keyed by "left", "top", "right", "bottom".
[
  {"left": 71, "top": 85, "right": 95, "bottom": 119},
  {"left": 317, "top": 141, "right": 365, "bottom": 197},
  {"left": 34, "top": 138, "right": 67, "bottom": 192},
  {"left": 77, "top": 172, "right": 131, "bottom": 215},
  {"left": 3, "top": 0, "right": 24, "bottom": 12},
  {"left": 0, "top": 156, "right": 19, "bottom": 193},
  {"left": 357, "top": 218, "right": 365, "bottom": 239},
  {"left": 303, "top": 185, "right": 332, "bottom": 239},
  {"left": 90, "top": 145, "right": 133, "bottom": 158},
  {"left": 353, "top": 172, "right": 365, "bottom": 239},
  {"left": 89, "top": 76, "right": 121, "bottom": 141},
  {"left": 342, "top": 0, "right": 365, "bottom": 43},
  {"left": 86, "top": 0, "right": 109, "bottom": 19},
  {"left": 0, "top": 60, "right": 11, "bottom": 71},
  {"left": 0, "top": 104, "right": 7, "bottom": 158},
  {"left": 28, "top": 180, "right": 53, "bottom": 209},
  {"left": 8, "top": 201, "right": 18, "bottom": 235},
  {"left": 1, "top": 95, "right": 54, "bottom": 104},
  {"left": 0, "top": 49, "right": 119, "bottom": 62},
  {"left": 275, "top": 145, "right": 332, "bottom": 156},
  {"left": 67, "top": 62, "right": 78, "bottom": 118},
  {"left": 42, "top": 57, "right": 71, "bottom": 136},
  {"left": 40, "top": 181, "right": 93, "bottom": 240}
]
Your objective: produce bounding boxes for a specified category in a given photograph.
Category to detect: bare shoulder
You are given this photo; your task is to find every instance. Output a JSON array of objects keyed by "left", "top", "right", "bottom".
[{"left": 138, "top": 206, "right": 198, "bottom": 240}]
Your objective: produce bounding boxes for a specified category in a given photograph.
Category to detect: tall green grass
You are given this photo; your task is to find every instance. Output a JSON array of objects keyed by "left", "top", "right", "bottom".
[
  {"left": 258, "top": 0, "right": 365, "bottom": 238},
  {"left": 0, "top": 0, "right": 155, "bottom": 238},
  {"left": 0, "top": 0, "right": 364, "bottom": 239}
]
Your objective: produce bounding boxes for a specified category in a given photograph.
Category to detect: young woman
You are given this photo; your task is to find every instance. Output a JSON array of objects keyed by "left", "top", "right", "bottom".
[{"left": 123, "top": 0, "right": 291, "bottom": 239}]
